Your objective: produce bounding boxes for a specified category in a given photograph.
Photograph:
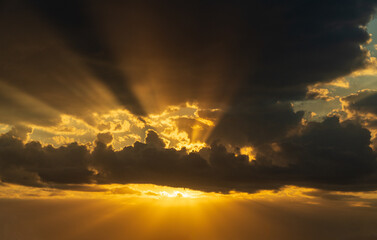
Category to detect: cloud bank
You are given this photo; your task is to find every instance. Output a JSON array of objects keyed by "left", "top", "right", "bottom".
[
  {"left": 1, "top": 0, "right": 377, "bottom": 193},
  {"left": 1, "top": 122, "right": 376, "bottom": 193}
]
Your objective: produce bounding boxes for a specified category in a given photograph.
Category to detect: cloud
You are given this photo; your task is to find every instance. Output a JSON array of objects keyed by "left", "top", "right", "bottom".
[
  {"left": 1, "top": 121, "right": 376, "bottom": 193},
  {"left": 208, "top": 101, "right": 304, "bottom": 146},
  {"left": 96, "top": 132, "right": 113, "bottom": 145},
  {"left": 144, "top": 130, "right": 166, "bottom": 149},
  {"left": 0, "top": 134, "right": 95, "bottom": 187},
  {"left": 29, "top": 0, "right": 145, "bottom": 116},
  {"left": 261, "top": 117, "right": 377, "bottom": 190},
  {"left": 306, "top": 87, "right": 335, "bottom": 101},
  {"left": 109, "top": 186, "right": 141, "bottom": 195},
  {"left": 1, "top": 0, "right": 377, "bottom": 194},
  {"left": 340, "top": 90, "right": 377, "bottom": 133},
  {"left": 6, "top": 125, "right": 33, "bottom": 141},
  {"left": 1, "top": 0, "right": 375, "bottom": 123},
  {"left": 175, "top": 117, "right": 213, "bottom": 143},
  {"left": 342, "top": 90, "right": 377, "bottom": 116},
  {"left": 0, "top": 81, "right": 61, "bottom": 126}
]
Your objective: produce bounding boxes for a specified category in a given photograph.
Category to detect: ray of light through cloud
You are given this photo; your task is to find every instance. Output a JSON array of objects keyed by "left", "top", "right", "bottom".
[{"left": 2, "top": 1, "right": 377, "bottom": 239}]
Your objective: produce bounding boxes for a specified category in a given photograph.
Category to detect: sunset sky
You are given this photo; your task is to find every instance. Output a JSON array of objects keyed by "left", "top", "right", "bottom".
[{"left": 2, "top": 0, "right": 377, "bottom": 239}]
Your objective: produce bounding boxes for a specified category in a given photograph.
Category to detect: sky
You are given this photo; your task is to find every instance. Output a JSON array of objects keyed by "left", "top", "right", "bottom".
[{"left": 2, "top": 0, "right": 377, "bottom": 239}]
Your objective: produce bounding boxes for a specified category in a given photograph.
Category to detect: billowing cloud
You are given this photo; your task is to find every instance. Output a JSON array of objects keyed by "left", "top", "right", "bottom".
[
  {"left": 1, "top": 0, "right": 377, "bottom": 194},
  {"left": 96, "top": 132, "right": 113, "bottom": 145},
  {"left": 1, "top": 0, "right": 376, "bottom": 122},
  {"left": 256, "top": 117, "right": 377, "bottom": 191},
  {"left": 0, "top": 130, "right": 94, "bottom": 187},
  {"left": 3, "top": 1, "right": 377, "bottom": 239},
  {"left": 1, "top": 121, "right": 376, "bottom": 193},
  {"left": 208, "top": 101, "right": 304, "bottom": 146}
]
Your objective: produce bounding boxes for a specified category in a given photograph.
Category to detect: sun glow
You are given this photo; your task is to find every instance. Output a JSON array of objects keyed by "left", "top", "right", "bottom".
[
  {"left": 27, "top": 103, "right": 217, "bottom": 152},
  {"left": 0, "top": 182, "right": 321, "bottom": 202},
  {"left": 159, "top": 191, "right": 192, "bottom": 198}
]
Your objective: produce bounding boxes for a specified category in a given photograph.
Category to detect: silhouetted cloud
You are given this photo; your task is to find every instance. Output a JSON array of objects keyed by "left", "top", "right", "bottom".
[
  {"left": 343, "top": 90, "right": 377, "bottom": 115},
  {"left": 256, "top": 117, "right": 377, "bottom": 191},
  {"left": 29, "top": 0, "right": 145, "bottom": 116},
  {"left": 2, "top": 1, "right": 377, "bottom": 239},
  {"left": 208, "top": 101, "right": 304, "bottom": 146},
  {"left": 96, "top": 132, "right": 113, "bottom": 145},
  {"left": 1, "top": 121, "right": 376, "bottom": 193},
  {"left": 1, "top": 0, "right": 375, "bottom": 121},
  {"left": 0, "top": 0, "right": 377, "bottom": 193}
]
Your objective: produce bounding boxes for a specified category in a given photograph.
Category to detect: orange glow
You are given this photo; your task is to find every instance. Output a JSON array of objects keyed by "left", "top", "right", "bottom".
[
  {"left": 0, "top": 182, "right": 358, "bottom": 204},
  {"left": 240, "top": 146, "right": 257, "bottom": 162},
  {"left": 1, "top": 183, "right": 377, "bottom": 240}
]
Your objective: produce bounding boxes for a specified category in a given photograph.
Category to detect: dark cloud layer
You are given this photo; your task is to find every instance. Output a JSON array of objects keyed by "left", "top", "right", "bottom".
[
  {"left": 1, "top": 0, "right": 377, "bottom": 193},
  {"left": 29, "top": 0, "right": 145, "bottom": 116},
  {"left": 1, "top": 121, "right": 376, "bottom": 193},
  {"left": 256, "top": 117, "right": 377, "bottom": 191},
  {"left": 208, "top": 101, "right": 304, "bottom": 146},
  {"left": 1, "top": 0, "right": 376, "bottom": 122}
]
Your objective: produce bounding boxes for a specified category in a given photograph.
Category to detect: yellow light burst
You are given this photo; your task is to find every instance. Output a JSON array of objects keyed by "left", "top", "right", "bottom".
[{"left": 240, "top": 146, "right": 256, "bottom": 162}]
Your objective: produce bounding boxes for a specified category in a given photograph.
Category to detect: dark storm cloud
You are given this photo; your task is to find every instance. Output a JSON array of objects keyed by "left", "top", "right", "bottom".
[
  {"left": 28, "top": 0, "right": 145, "bottom": 116},
  {"left": 243, "top": 0, "right": 374, "bottom": 100},
  {"left": 208, "top": 101, "right": 304, "bottom": 146},
  {"left": 341, "top": 90, "right": 377, "bottom": 149},
  {"left": 1, "top": 121, "right": 377, "bottom": 193},
  {"left": 94, "top": 118, "right": 377, "bottom": 192},
  {"left": 255, "top": 117, "right": 377, "bottom": 191},
  {"left": 144, "top": 130, "right": 166, "bottom": 149},
  {"left": 341, "top": 90, "right": 377, "bottom": 136},
  {"left": 1, "top": 0, "right": 375, "bottom": 123},
  {"left": 1, "top": 0, "right": 377, "bottom": 193},
  {"left": 205, "top": 0, "right": 377, "bottom": 145},
  {"left": 0, "top": 0, "right": 121, "bottom": 126},
  {"left": 0, "top": 131, "right": 94, "bottom": 187},
  {"left": 343, "top": 90, "right": 377, "bottom": 115}
]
